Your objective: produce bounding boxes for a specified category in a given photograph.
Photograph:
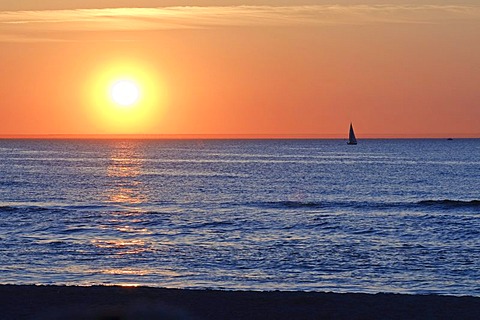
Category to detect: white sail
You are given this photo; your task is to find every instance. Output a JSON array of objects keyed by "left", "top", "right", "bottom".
[{"left": 348, "top": 123, "right": 357, "bottom": 145}]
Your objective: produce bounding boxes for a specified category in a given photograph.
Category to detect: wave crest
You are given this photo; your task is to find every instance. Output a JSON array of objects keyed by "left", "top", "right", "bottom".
[
  {"left": 259, "top": 201, "right": 325, "bottom": 209},
  {"left": 418, "top": 199, "right": 480, "bottom": 208},
  {"left": 254, "top": 199, "right": 480, "bottom": 211}
]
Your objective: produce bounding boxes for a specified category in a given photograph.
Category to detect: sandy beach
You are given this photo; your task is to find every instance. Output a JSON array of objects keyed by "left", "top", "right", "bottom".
[{"left": 0, "top": 285, "right": 478, "bottom": 320}]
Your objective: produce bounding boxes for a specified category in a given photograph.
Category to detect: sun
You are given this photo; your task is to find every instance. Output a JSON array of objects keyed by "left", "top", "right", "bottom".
[
  {"left": 88, "top": 60, "right": 168, "bottom": 133},
  {"left": 110, "top": 79, "right": 140, "bottom": 107}
]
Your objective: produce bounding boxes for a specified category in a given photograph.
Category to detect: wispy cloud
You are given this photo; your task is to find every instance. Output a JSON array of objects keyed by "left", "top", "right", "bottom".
[{"left": 1, "top": 5, "right": 479, "bottom": 42}]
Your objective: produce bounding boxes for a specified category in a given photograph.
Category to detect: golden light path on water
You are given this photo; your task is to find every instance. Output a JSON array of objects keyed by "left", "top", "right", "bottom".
[{"left": 93, "top": 142, "right": 157, "bottom": 285}]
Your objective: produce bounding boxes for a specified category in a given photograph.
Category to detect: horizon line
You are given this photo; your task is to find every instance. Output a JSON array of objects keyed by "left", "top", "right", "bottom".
[{"left": 0, "top": 133, "right": 479, "bottom": 140}]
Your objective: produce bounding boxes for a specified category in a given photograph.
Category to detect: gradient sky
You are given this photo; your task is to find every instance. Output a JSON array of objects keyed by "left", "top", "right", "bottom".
[{"left": 1, "top": 1, "right": 479, "bottom": 137}]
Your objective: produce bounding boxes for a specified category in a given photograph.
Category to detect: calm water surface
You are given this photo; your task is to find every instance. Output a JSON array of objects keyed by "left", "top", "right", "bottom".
[{"left": 0, "top": 139, "right": 479, "bottom": 296}]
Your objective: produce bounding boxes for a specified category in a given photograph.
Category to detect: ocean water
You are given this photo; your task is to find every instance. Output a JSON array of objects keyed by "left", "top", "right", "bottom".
[{"left": 0, "top": 139, "right": 479, "bottom": 296}]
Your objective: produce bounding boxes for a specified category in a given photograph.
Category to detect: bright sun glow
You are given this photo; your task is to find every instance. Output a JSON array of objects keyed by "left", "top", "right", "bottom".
[
  {"left": 110, "top": 80, "right": 140, "bottom": 106},
  {"left": 88, "top": 60, "right": 167, "bottom": 133}
]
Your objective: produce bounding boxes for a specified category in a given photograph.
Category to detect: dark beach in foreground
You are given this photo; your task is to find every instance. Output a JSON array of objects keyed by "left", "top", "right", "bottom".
[{"left": 1, "top": 285, "right": 479, "bottom": 320}]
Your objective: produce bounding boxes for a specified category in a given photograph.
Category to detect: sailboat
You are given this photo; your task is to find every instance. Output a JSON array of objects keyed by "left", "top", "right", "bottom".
[{"left": 347, "top": 123, "right": 357, "bottom": 145}]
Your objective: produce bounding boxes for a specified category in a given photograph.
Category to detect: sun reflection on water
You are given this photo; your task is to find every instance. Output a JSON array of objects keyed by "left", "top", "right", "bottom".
[
  {"left": 97, "top": 141, "right": 155, "bottom": 285},
  {"left": 91, "top": 238, "right": 149, "bottom": 255},
  {"left": 106, "top": 141, "right": 147, "bottom": 206}
]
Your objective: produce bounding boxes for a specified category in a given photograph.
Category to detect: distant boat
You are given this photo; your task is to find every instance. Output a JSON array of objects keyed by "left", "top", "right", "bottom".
[{"left": 347, "top": 123, "right": 357, "bottom": 145}]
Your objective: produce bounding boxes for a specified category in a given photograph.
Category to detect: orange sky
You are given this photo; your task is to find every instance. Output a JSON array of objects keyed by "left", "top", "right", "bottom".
[{"left": 1, "top": 1, "right": 479, "bottom": 137}]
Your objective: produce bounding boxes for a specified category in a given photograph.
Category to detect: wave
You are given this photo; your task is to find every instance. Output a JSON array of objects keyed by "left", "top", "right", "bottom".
[
  {"left": 61, "top": 204, "right": 112, "bottom": 211},
  {"left": 253, "top": 200, "right": 414, "bottom": 209},
  {"left": 0, "top": 203, "right": 109, "bottom": 215},
  {"left": 418, "top": 199, "right": 480, "bottom": 208},
  {"left": 0, "top": 205, "right": 54, "bottom": 212},
  {"left": 0, "top": 205, "right": 17, "bottom": 212},
  {"left": 252, "top": 200, "right": 386, "bottom": 210},
  {"left": 2, "top": 199, "right": 478, "bottom": 216},
  {"left": 260, "top": 201, "right": 326, "bottom": 209},
  {"left": 251, "top": 199, "right": 480, "bottom": 211}
]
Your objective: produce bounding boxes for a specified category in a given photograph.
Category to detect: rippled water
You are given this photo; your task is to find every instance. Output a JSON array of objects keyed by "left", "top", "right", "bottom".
[{"left": 0, "top": 139, "right": 479, "bottom": 296}]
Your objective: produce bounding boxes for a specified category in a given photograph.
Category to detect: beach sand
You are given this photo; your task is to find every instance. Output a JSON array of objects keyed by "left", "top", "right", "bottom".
[{"left": 1, "top": 285, "right": 479, "bottom": 319}]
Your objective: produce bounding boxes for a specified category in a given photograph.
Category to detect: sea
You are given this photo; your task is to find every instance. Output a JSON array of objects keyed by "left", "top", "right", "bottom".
[{"left": 0, "top": 139, "right": 479, "bottom": 296}]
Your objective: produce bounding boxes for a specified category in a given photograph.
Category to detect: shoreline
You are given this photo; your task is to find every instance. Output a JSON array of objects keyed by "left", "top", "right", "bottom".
[{"left": 1, "top": 285, "right": 479, "bottom": 319}]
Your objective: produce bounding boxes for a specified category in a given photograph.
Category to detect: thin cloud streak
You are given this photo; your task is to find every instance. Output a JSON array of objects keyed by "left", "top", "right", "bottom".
[{"left": 1, "top": 5, "right": 479, "bottom": 42}]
